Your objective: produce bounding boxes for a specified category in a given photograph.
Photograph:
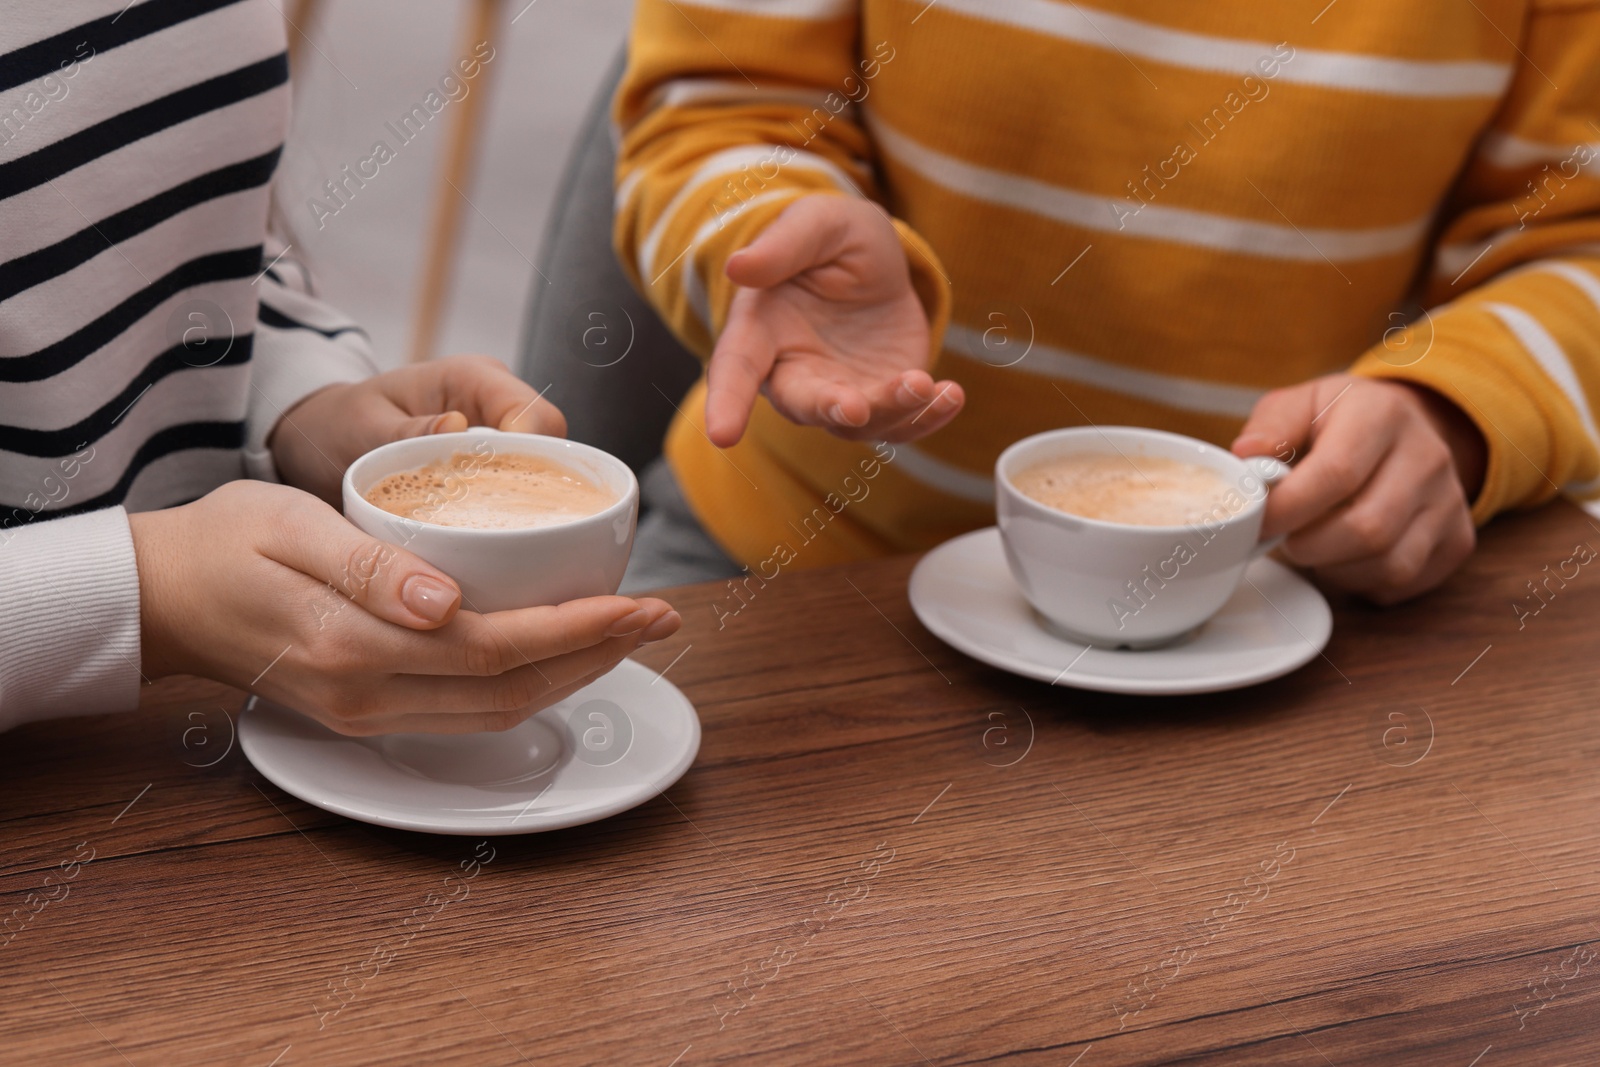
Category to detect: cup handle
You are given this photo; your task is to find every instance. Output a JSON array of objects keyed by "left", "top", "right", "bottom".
[{"left": 1245, "top": 455, "right": 1292, "bottom": 560}]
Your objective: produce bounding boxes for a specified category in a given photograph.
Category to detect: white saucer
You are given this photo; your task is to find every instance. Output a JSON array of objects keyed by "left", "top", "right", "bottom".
[
  {"left": 239, "top": 658, "right": 700, "bottom": 835},
  {"left": 908, "top": 528, "right": 1332, "bottom": 695}
]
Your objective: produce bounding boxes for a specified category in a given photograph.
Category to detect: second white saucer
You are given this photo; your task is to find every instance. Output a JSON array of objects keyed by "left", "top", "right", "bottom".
[{"left": 908, "top": 528, "right": 1333, "bottom": 696}]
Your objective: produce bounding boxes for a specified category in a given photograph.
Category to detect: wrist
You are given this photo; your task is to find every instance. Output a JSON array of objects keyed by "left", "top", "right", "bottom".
[
  {"left": 128, "top": 509, "right": 188, "bottom": 679},
  {"left": 1395, "top": 381, "right": 1487, "bottom": 500},
  {"left": 269, "top": 383, "right": 348, "bottom": 500},
  {"left": 886, "top": 214, "right": 951, "bottom": 360}
]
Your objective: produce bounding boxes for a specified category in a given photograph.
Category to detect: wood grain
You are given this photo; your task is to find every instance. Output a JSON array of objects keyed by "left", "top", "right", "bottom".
[{"left": 3, "top": 503, "right": 1599, "bottom": 1066}]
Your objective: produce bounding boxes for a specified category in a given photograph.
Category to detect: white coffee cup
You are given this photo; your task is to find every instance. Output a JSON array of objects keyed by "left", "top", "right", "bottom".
[
  {"left": 341, "top": 428, "right": 639, "bottom": 612},
  {"left": 995, "top": 427, "right": 1291, "bottom": 648}
]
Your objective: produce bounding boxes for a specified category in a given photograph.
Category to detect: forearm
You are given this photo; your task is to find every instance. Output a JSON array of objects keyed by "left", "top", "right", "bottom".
[
  {"left": 1351, "top": 256, "right": 1600, "bottom": 522},
  {"left": 613, "top": 2, "right": 951, "bottom": 354},
  {"left": 1364, "top": 2, "right": 1600, "bottom": 521},
  {"left": 0, "top": 509, "right": 141, "bottom": 731}
]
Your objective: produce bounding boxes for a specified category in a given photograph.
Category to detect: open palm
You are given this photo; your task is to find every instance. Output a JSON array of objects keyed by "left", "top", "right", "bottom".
[{"left": 706, "top": 195, "right": 964, "bottom": 446}]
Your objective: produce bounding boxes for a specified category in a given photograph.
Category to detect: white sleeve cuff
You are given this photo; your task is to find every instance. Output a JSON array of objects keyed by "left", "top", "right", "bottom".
[
  {"left": 0, "top": 507, "right": 142, "bottom": 731},
  {"left": 243, "top": 342, "right": 372, "bottom": 482},
  {"left": 245, "top": 269, "right": 377, "bottom": 482}
]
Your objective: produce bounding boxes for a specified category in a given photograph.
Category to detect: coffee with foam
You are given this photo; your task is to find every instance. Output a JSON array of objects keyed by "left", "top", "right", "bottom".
[
  {"left": 365, "top": 451, "right": 616, "bottom": 530},
  {"left": 1011, "top": 453, "right": 1230, "bottom": 526}
]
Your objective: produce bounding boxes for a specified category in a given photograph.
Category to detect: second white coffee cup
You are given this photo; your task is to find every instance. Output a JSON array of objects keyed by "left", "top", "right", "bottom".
[
  {"left": 341, "top": 428, "right": 639, "bottom": 612},
  {"left": 995, "top": 426, "right": 1290, "bottom": 648}
]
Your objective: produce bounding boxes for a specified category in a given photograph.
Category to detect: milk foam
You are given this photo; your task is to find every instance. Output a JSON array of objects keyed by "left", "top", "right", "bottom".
[
  {"left": 365, "top": 451, "right": 616, "bottom": 530},
  {"left": 1011, "top": 453, "right": 1231, "bottom": 526}
]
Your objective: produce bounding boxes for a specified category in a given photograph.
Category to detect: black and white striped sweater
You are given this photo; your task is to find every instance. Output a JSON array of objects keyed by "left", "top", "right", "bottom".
[{"left": 1, "top": 0, "right": 375, "bottom": 728}]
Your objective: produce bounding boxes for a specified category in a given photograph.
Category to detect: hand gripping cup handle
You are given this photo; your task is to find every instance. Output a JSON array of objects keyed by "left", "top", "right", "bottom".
[{"left": 1245, "top": 456, "right": 1293, "bottom": 560}]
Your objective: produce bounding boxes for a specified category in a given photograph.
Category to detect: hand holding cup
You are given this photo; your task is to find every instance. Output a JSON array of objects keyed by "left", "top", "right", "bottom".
[{"left": 131, "top": 477, "right": 678, "bottom": 736}]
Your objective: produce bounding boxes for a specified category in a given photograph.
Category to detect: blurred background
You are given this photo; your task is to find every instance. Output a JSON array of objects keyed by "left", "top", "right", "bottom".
[{"left": 276, "top": 0, "right": 633, "bottom": 372}]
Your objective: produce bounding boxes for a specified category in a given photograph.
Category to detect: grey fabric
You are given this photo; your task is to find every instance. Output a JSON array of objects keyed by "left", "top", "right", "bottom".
[
  {"left": 620, "top": 458, "right": 741, "bottom": 593},
  {"left": 518, "top": 47, "right": 703, "bottom": 478}
]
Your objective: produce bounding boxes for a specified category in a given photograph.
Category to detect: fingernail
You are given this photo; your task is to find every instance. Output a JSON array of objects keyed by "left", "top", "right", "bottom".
[
  {"left": 829, "top": 404, "right": 867, "bottom": 428},
  {"left": 402, "top": 575, "right": 459, "bottom": 623},
  {"left": 897, "top": 379, "right": 927, "bottom": 405},
  {"left": 640, "top": 610, "right": 681, "bottom": 642},
  {"left": 605, "top": 607, "right": 651, "bottom": 637}
]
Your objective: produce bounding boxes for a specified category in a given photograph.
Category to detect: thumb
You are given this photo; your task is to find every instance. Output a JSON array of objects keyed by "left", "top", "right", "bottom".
[
  {"left": 261, "top": 489, "right": 463, "bottom": 631},
  {"left": 1231, "top": 380, "right": 1319, "bottom": 464},
  {"left": 369, "top": 401, "right": 471, "bottom": 447},
  {"left": 387, "top": 409, "right": 469, "bottom": 443},
  {"left": 725, "top": 195, "right": 844, "bottom": 290}
]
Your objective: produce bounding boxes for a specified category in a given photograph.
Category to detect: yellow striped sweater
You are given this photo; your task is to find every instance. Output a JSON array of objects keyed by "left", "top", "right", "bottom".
[{"left": 613, "top": 0, "right": 1600, "bottom": 570}]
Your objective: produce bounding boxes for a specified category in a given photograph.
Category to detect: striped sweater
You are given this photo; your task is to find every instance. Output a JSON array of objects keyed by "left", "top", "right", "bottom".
[
  {"left": 1, "top": 1, "right": 374, "bottom": 729},
  {"left": 613, "top": 0, "right": 1600, "bottom": 569}
]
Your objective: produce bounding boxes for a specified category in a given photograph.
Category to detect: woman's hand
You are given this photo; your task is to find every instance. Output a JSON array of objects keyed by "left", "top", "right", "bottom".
[
  {"left": 270, "top": 354, "right": 565, "bottom": 503},
  {"left": 707, "top": 194, "right": 965, "bottom": 446},
  {"left": 130, "top": 481, "right": 680, "bottom": 734},
  {"left": 1232, "top": 374, "right": 1485, "bottom": 604}
]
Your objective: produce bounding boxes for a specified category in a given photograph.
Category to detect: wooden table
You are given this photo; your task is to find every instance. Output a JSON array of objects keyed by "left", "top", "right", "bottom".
[{"left": 4, "top": 503, "right": 1599, "bottom": 1066}]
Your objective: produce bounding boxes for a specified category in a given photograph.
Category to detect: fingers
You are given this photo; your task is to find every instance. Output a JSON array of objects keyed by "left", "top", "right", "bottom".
[
  {"left": 441, "top": 354, "right": 567, "bottom": 436},
  {"left": 256, "top": 489, "right": 464, "bottom": 630},
  {"left": 706, "top": 295, "right": 778, "bottom": 447},
  {"left": 1233, "top": 378, "right": 1322, "bottom": 538},
  {"left": 258, "top": 496, "right": 678, "bottom": 648},
  {"left": 712, "top": 196, "right": 940, "bottom": 447},
  {"left": 846, "top": 372, "right": 965, "bottom": 442},
  {"left": 369, "top": 629, "right": 661, "bottom": 722},
  {"left": 1310, "top": 500, "right": 1475, "bottom": 605},
  {"left": 760, "top": 357, "right": 868, "bottom": 431},
  {"left": 1253, "top": 387, "right": 1397, "bottom": 538},
  {"left": 873, "top": 375, "right": 966, "bottom": 442},
  {"left": 393, "top": 410, "right": 469, "bottom": 441},
  {"left": 1280, "top": 450, "right": 1428, "bottom": 569},
  {"left": 379, "top": 355, "right": 569, "bottom": 440},
  {"left": 1260, "top": 385, "right": 1474, "bottom": 603},
  {"left": 410, "top": 596, "right": 679, "bottom": 677},
  {"left": 763, "top": 366, "right": 966, "bottom": 442},
  {"left": 1231, "top": 378, "right": 1320, "bottom": 463},
  {"left": 315, "top": 605, "right": 682, "bottom": 735},
  {"left": 345, "top": 665, "right": 615, "bottom": 736}
]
